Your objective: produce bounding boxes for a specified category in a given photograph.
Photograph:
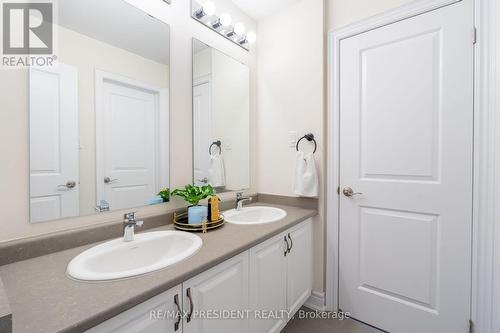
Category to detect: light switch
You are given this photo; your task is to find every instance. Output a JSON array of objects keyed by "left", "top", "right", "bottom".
[{"left": 288, "top": 131, "right": 297, "bottom": 148}]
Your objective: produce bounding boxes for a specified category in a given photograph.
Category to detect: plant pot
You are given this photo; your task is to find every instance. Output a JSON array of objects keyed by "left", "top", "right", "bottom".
[{"left": 188, "top": 205, "right": 208, "bottom": 224}]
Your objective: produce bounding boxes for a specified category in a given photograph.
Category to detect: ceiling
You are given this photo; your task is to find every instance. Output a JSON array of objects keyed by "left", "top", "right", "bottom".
[
  {"left": 58, "top": 0, "right": 170, "bottom": 65},
  {"left": 230, "top": 0, "right": 302, "bottom": 21}
]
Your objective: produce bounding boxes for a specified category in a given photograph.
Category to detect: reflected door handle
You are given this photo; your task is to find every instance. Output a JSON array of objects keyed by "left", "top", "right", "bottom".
[
  {"left": 104, "top": 177, "right": 118, "bottom": 184},
  {"left": 342, "top": 186, "right": 363, "bottom": 197},
  {"left": 58, "top": 181, "right": 76, "bottom": 189}
]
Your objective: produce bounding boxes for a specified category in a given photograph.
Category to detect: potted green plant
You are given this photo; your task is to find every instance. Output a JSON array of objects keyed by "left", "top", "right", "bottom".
[
  {"left": 158, "top": 188, "right": 170, "bottom": 202},
  {"left": 172, "top": 185, "right": 214, "bottom": 224}
]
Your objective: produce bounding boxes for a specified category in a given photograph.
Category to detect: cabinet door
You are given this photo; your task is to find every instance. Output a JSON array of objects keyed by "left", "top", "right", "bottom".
[
  {"left": 249, "top": 233, "right": 288, "bottom": 333},
  {"left": 183, "top": 252, "right": 249, "bottom": 333},
  {"left": 86, "top": 284, "right": 182, "bottom": 333},
  {"left": 286, "top": 219, "right": 313, "bottom": 315}
]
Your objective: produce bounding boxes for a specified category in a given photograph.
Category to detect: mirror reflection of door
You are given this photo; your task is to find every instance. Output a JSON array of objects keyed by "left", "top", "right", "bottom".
[
  {"left": 96, "top": 71, "right": 169, "bottom": 211},
  {"left": 29, "top": 64, "right": 79, "bottom": 223},
  {"left": 193, "top": 78, "right": 212, "bottom": 186}
]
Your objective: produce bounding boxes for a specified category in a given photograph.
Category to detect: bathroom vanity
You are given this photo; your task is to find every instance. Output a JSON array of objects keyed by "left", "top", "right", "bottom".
[
  {"left": 0, "top": 202, "right": 316, "bottom": 333},
  {"left": 88, "top": 219, "right": 311, "bottom": 333}
]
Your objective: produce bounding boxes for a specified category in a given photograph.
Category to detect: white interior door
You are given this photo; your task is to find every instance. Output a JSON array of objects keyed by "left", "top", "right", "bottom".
[
  {"left": 97, "top": 73, "right": 161, "bottom": 210},
  {"left": 338, "top": 1, "right": 474, "bottom": 332},
  {"left": 193, "top": 82, "right": 211, "bottom": 186},
  {"left": 29, "top": 64, "right": 79, "bottom": 223}
]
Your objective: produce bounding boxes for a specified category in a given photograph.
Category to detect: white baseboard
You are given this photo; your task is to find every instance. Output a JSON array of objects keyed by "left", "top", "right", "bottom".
[{"left": 304, "top": 291, "right": 326, "bottom": 312}]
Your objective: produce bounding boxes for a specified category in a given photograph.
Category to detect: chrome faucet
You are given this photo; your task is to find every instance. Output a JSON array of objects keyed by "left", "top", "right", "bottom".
[
  {"left": 123, "top": 212, "right": 143, "bottom": 242},
  {"left": 236, "top": 192, "right": 252, "bottom": 211}
]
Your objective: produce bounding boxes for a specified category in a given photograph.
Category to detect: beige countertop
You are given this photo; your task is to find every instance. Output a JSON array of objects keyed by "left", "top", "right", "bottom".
[{"left": 0, "top": 203, "right": 316, "bottom": 333}]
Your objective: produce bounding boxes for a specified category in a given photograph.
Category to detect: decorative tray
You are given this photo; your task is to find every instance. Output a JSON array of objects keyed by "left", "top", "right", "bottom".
[{"left": 173, "top": 211, "right": 225, "bottom": 233}]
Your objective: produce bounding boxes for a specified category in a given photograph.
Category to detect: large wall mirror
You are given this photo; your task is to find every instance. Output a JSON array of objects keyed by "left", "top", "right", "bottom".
[
  {"left": 29, "top": 0, "right": 170, "bottom": 223},
  {"left": 192, "top": 39, "right": 250, "bottom": 192}
]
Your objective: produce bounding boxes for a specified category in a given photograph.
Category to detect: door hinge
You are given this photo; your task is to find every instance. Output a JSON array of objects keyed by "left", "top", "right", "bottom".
[
  {"left": 469, "top": 319, "right": 474, "bottom": 333},
  {"left": 472, "top": 27, "right": 477, "bottom": 45}
]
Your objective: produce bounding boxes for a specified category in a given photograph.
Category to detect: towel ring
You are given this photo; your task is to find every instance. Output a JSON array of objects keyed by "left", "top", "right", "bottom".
[
  {"left": 209, "top": 140, "right": 222, "bottom": 155},
  {"left": 296, "top": 133, "right": 317, "bottom": 154}
]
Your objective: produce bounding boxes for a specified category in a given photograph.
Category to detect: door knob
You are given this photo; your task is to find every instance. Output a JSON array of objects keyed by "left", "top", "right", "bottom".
[
  {"left": 342, "top": 186, "right": 363, "bottom": 197},
  {"left": 58, "top": 181, "right": 76, "bottom": 189},
  {"left": 104, "top": 177, "right": 118, "bottom": 184},
  {"left": 198, "top": 177, "right": 208, "bottom": 184}
]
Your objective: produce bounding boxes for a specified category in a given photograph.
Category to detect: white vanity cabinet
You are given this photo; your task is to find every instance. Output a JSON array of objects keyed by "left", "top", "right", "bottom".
[
  {"left": 86, "top": 284, "right": 183, "bottom": 333},
  {"left": 87, "top": 219, "right": 312, "bottom": 333},
  {"left": 285, "top": 220, "right": 313, "bottom": 315},
  {"left": 249, "top": 219, "right": 313, "bottom": 333},
  {"left": 182, "top": 253, "right": 249, "bottom": 333},
  {"left": 249, "top": 233, "right": 288, "bottom": 333}
]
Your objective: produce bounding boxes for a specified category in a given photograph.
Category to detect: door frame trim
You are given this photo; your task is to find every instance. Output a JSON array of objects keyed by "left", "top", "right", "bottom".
[
  {"left": 326, "top": 0, "right": 498, "bottom": 332},
  {"left": 95, "top": 69, "right": 169, "bottom": 207}
]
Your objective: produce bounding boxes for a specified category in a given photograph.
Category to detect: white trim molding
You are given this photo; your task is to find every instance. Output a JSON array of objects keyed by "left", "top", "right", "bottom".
[
  {"left": 304, "top": 291, "right": 326, "bottom": 312},
  {"left": 471, "top": 0, "right": 499, "bottom": 332},
  {"left": 326, "top": 1, "right": 499, "bottom": 333},
  {"left": 326, "top": 0, "right": 463, "bottom": 313}
]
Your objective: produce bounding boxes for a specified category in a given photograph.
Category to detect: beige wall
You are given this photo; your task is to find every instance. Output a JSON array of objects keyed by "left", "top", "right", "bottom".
[
  {"left": 326, "top": 0, "right": 413, "bottom": 31},
  {"left": 257, "top": 0, "right": 324, "bottom": 291},
  {"left": 0, "top": 0, "right": 257, "bottom": 242}
]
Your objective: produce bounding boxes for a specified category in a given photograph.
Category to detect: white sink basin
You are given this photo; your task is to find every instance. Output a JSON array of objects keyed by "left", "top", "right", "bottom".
[
  {"left": 67, "top": 231, "right": 202, "bottom": 281},
  {"left": 224, "top": 206, "right": 287, "bottom": 225}
]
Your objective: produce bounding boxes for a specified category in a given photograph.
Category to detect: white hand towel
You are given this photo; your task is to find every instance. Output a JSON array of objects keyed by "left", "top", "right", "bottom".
[
  {"left": 293, "top": 151, "right": 319, "bottom": 197},
  {"left": 208, "top": 153, "right": 226, "bottom": 187}
]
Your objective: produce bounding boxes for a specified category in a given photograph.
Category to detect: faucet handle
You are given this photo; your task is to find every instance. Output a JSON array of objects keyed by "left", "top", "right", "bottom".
[
  {"left": 135, "top": 220, "right": 144, "bottom": 227},
  {"left": 123, "top": 212, "right": 137, "bottom": 222}
]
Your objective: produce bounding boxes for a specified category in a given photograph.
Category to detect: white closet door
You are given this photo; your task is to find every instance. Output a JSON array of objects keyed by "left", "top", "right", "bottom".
[
  {"left": 97, "top": 75, "right": 158, "bottom": 210},
  {"left": 29, "top": 64, "right": 79, "bottom": 223},
  {"left": 338, "top": 1, "right": 474, "bottom": 332}
]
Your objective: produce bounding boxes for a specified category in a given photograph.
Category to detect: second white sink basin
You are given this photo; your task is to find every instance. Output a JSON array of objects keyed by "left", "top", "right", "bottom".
[
  {"left": 67, "top": 231, "right": 202, "bottom": 281},
  {"left": 224, "top": 206, "right": 287, "bottom": 225}
]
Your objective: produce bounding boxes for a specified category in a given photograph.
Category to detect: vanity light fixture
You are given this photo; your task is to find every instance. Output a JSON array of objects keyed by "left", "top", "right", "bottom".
[
  {"left": 211, "top": 18, "right": 222, "bottom": 29},
  {"left": 237, "top": 35, "right": 248, "bottom": 45},
  {"left": 246, "top": 31, "right": 257, "bottom": 44},
  {"left": 195, "top": 0, "right": 216, "bottom": 19},
  {"left": 226, "top": 28, "right": 236, "bottom": 38},
  {"left": 191, "top": 1, "right": 255, "bottom": 51},
  {"left": 233, "top": 22, "right": 245, "bottom": 35},
  {"left": 220, "top": 13, "right": 232, "bottom": 27}
]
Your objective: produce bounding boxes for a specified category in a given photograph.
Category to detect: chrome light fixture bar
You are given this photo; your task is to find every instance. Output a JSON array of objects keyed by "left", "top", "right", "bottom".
[{"left": 191, "top": 1, "right": 256, "bottom": 51}]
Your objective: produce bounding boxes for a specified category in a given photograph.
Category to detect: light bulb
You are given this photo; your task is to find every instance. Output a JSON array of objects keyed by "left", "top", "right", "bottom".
[
  {"left": 233, "top": 22, "right": 245, "bottom": 35},
  {"left": 220, "top": 13, "right": 232, "bottom": 27},
  {"left": 246, "top": 31, "right": 256, "bottom": 44},
  {"left": 202, "top": 1, "right": 216, "bottom": 16}
]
